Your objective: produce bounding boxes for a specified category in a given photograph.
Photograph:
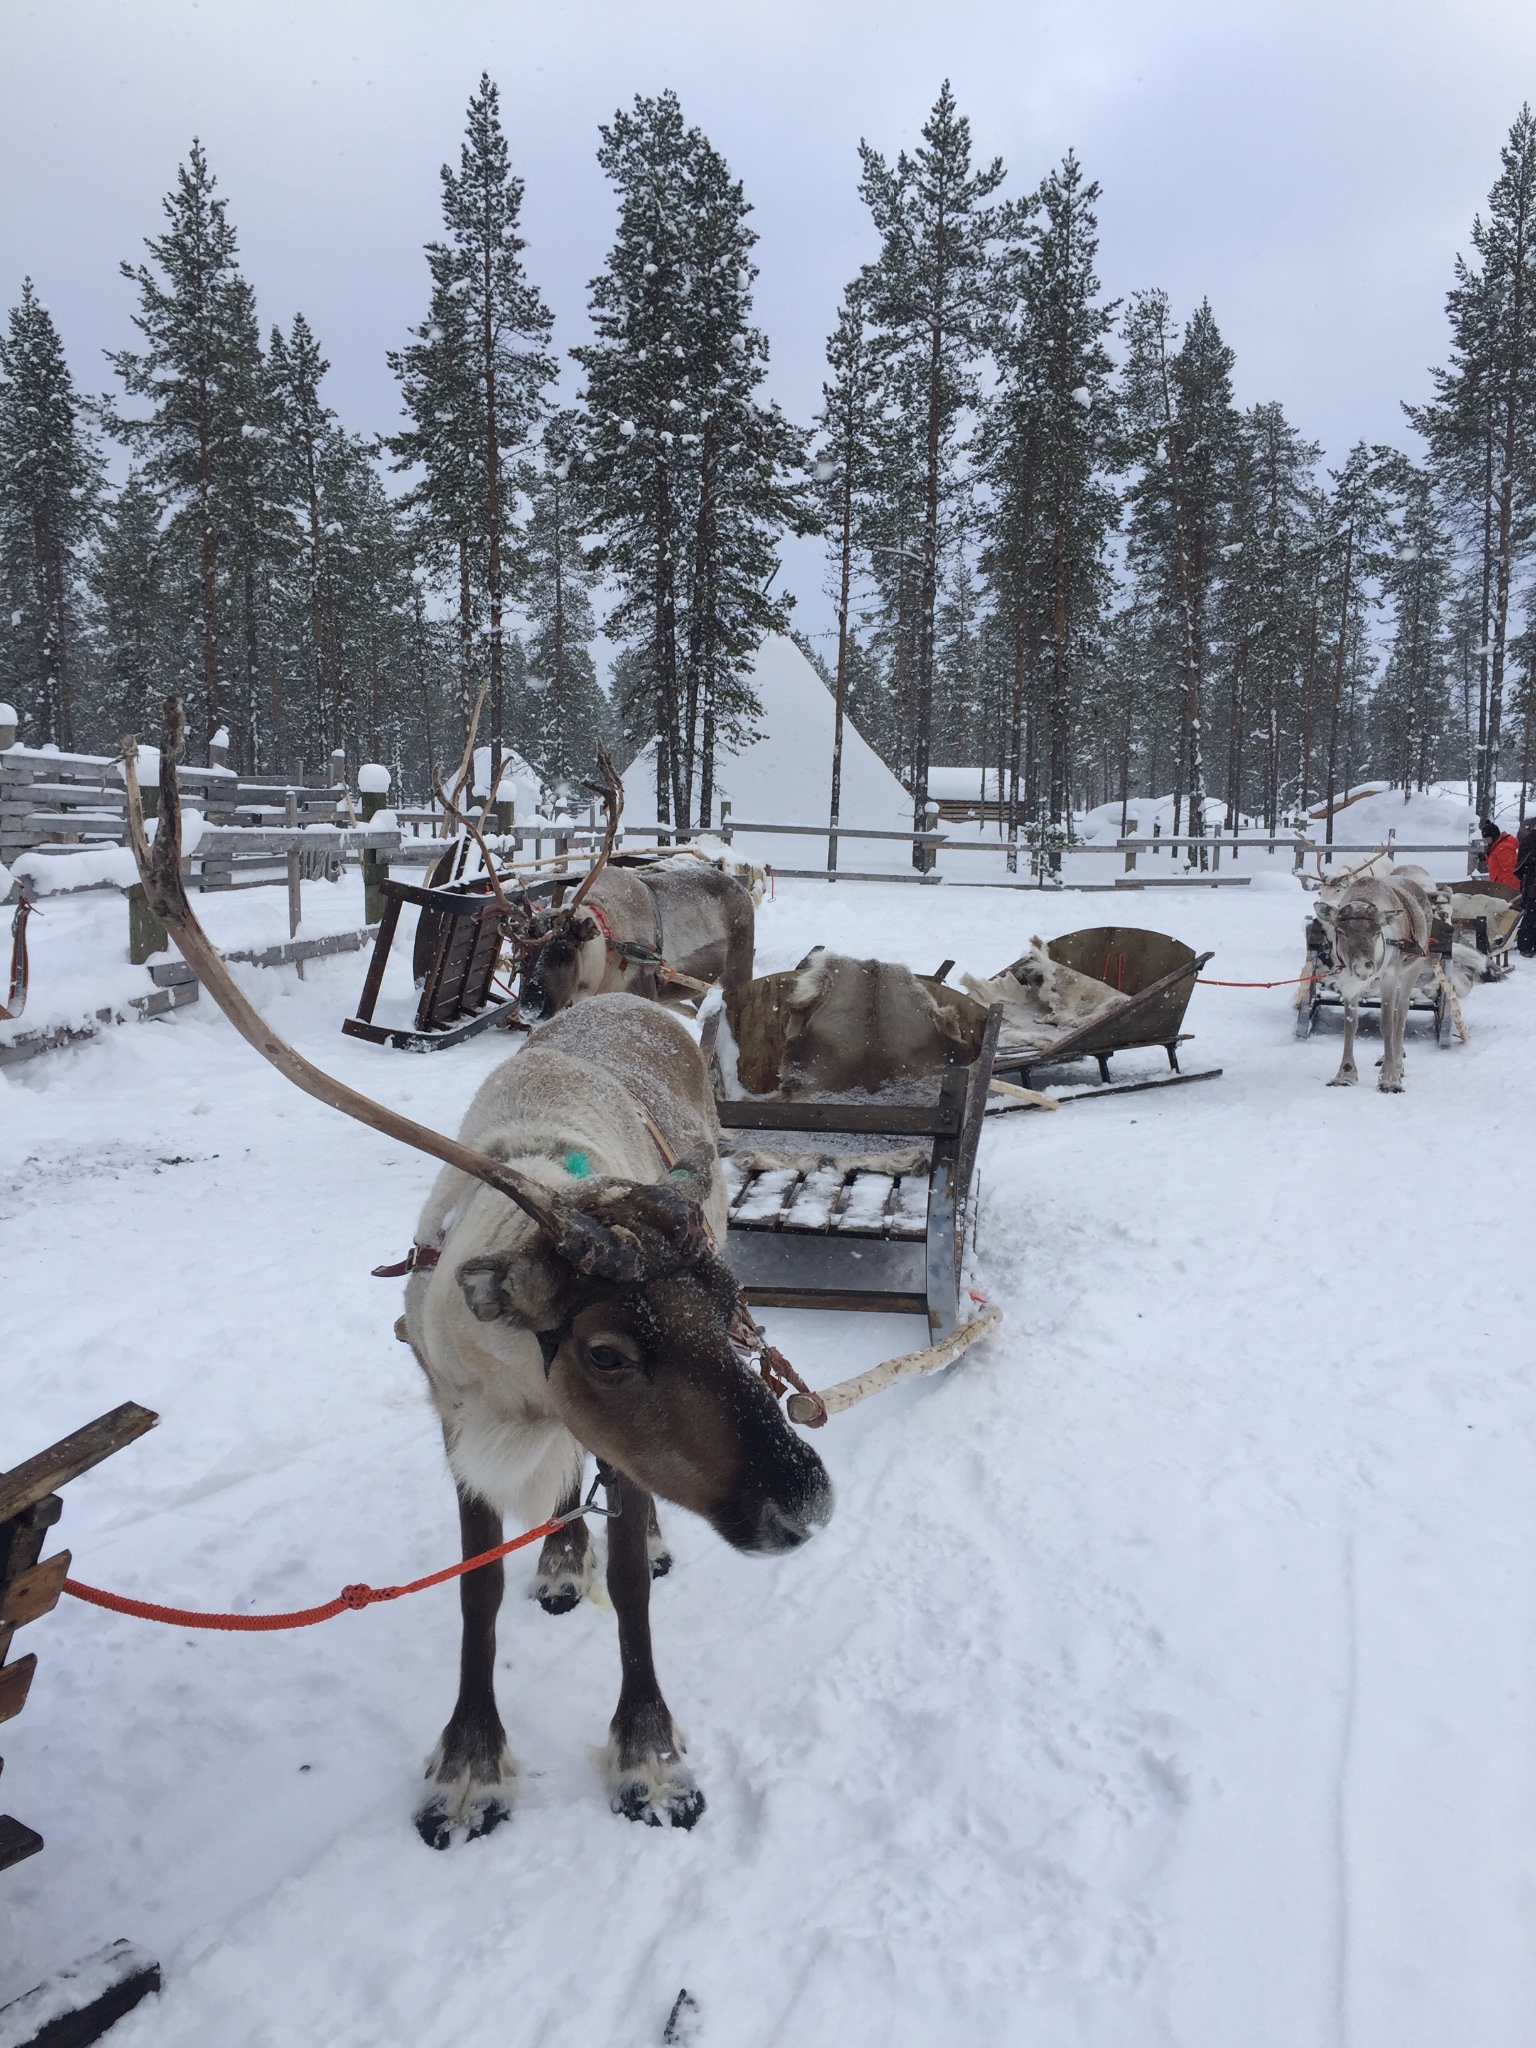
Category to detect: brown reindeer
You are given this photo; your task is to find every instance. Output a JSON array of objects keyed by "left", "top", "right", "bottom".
[
  {"left": 123, "top": 703, "right": 833, "bottom": 1847},
  {"left": 506, "top": 754, "right": 755, "bottom": 1022}
]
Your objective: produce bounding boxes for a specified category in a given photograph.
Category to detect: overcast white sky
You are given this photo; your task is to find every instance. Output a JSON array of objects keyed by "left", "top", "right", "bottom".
[{"left": 3, "top": 0, "right": 1533, "bottom": 643}]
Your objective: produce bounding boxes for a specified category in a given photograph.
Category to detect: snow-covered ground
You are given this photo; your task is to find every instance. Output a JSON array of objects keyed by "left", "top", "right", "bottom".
[{"left": 2, "top": 872, "right": 1534, "bottom": 2046}]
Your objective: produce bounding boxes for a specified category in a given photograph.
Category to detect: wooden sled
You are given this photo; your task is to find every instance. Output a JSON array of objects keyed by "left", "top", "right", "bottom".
[
  {"left": 712, "top": 975, "right": 1002, "bottom": 1342},
  {"left": 989, "top": 928, "right": 1218, "bottom": 1093}
]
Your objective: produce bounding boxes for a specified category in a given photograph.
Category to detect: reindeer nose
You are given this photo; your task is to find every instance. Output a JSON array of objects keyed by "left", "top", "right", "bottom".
[{"left": 754, "top": 1501, "right": 815, "bottom": 1552}]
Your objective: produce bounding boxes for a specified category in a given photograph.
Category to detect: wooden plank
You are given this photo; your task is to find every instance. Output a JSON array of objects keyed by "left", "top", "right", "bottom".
[
  {"left": 717, "top": 1098, "right": 963, "bottom": 1136},
  {"left": 924, "top": 1068, "right": 968, "bottom": 1341},
  {"left": 723, "top": 1230, "right": 928, "bottom": 1309},
  {"left": 0, "top": 1655, "right": 37, "bottom": 1725},
  {"left": 0, "top": 1552, "right": 70, "bottom": 1629},
  {"left": 984, "top": 1066, "right": 1223, "bottom": 1110},
  {"left": 0, "top": 1404, "right": 158, "bottom": 1529},
  {"left": 0, "top": 1499, "right": 60, "bottom": 1669},
  {"left": 0, "top": 1939, "right": 162, "bottom": 2047},
  {"left": 343, "top": 1000, "right": 522, "bottom": 1054},
  {"left": 0, "top": 1814, "right": 44, "bottom": 1873}
]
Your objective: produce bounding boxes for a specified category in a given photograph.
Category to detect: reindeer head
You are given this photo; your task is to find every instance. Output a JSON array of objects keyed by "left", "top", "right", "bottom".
[
  {"left": 514, "top": 904, "right": 606, "bottom": 1024},
  {"left": 459, "top": 1178, "right": 832, "bottom": 1553},
  {"left": 506, "top": 748, "right": 624, "bottom": 1024},
  {"left": 1328, "top": 887, "right": 1392, "bottom": 996}
]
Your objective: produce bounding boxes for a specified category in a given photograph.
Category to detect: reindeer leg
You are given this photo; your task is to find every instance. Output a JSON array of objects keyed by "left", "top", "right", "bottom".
[
  {"left": 416, "top": 1487, "right": 517, "bottom": 1849},
  {"left": 605, "top": 1468, "right": 704, "bottom": 1829},
  {"left": 533, "top": 1474, "right": 594, "bottom": 1615},
  {"left": 1329, "top": 998, "right": 1359, "bottom": 1085},
  {"left": 1379, "top": 971, "right": 1408, "bottom": 1092}
]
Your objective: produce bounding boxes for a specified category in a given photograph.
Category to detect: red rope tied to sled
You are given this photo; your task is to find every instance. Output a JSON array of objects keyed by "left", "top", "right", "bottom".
[
  {"left": 63, "top": 1514, "right": 568, "bottom": 1633},
  {"left": 1197, "top": 971, "right": 1326, "bottom": 988}
]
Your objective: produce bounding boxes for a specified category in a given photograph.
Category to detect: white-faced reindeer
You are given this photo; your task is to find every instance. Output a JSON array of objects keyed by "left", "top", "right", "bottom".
[
  {"left": 125, "top": 704, "right": 832, "bottom": 1847},
  {"left": 498, "top": 755, "right": 755, "bottom": 1023},
  {"left": 1319, "top": 868, "right": 1438, "bottom": 1092}
]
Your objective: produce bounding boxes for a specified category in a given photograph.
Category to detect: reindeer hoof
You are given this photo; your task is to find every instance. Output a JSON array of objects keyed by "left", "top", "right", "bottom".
[
  {"left": 538, "top": 1586, "right": 583, "bottom": 1615},
  {"left": 1378, "top": 1079, "right": 1405, "bottom": 1094},
  {"left": 1328, "top": 1073, "right": 1357, "bottom": 1087},
  {"left": 649, "top": 1546, "right": 673, "bottom": 1581},
  {"left": 414, "top": 1797, "right": 454, "bottom": 1851},
  {"left": 417, "top": 1739, "right": 518, "bottom": 1845},
  {"left": 613, "top": 1776, "right": 706, "bottom": 1830}
]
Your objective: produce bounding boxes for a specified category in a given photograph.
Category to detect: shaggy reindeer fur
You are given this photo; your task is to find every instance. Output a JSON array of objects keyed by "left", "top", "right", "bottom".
[
  {"left": 519, "top": 861, "right": 755, "bottom": 1020},
  {"left": 960, "top": 937, "right": 1123, "bottom": 1050},
  {"left": 1316, "top": 868, "right": 1439, "bottom": 1091},
  {"left": 400, "top": 995, "right": 830, "bottom": 1844},
  {"left": 779, "top": 950, "right": 975, "bottom": 1095}
]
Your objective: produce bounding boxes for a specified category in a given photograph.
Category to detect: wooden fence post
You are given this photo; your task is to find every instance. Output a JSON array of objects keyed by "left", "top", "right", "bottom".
[
  {"left": 359, "top": 765, "right": 391, "bottom": 925},
  {"left": 126, "top": 883, "right": 167, "bottom": 966}
]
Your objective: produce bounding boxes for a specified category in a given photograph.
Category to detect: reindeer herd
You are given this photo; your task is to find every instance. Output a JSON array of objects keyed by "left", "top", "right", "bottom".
[{"left": 119, "top": 708, "right": 1500, "bottom": 1853}]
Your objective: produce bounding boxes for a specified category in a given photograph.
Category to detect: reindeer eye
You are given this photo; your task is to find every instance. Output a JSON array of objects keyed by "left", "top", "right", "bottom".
[{"left": 585, "top": 1343, "right": 632, "bottom": 1372}]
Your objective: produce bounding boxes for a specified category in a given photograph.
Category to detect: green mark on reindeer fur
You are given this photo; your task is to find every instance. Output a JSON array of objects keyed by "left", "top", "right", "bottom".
[{"left": 564, "top": 1149, "right": 592, "bottom": 1178}]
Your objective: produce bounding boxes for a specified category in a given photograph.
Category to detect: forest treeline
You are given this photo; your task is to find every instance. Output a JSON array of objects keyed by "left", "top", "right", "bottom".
[{"left": 1, "top": 78, "right": 1533, "bottom": 849}]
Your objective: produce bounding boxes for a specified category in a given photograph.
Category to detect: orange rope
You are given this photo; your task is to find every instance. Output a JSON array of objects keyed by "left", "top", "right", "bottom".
[{"left": 63, "top": 1516, "right": 565, "bottom": 1633}]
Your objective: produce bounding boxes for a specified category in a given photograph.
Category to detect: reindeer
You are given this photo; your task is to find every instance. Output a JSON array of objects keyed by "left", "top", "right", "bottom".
[
  {"left": 497, "top": 754, "right": 755, "bottom": 1023},
  {"left": 1318, "top": 868, "right": 1438, "bottom": 1091},
  {"left": 123, "top": 703, "right": 833, "bottom": 1847}
]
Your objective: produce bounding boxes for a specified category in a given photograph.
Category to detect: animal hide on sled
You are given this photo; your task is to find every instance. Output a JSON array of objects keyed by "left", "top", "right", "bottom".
[{"left": 959, "top": 936, "right": 1123, "bottom": 1051}]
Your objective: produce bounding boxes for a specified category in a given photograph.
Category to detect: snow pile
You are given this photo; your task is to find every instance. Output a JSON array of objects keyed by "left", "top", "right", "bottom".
[
  {"left": 12, "top": 845, "right": 141, "bottom": 894},
  {"left": 357, "top": 763, "right": 391, "bottom": 796}
]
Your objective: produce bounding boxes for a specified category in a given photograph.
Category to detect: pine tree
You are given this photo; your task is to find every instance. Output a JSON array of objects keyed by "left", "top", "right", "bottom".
[
  {"left": 982, "top": 152, "right": 1117, "bottom": 858},
  {"left": 86, "top": 470, "right": 185, "bottom": 741},
  {"left": 0, "top": 282, "right": 102, "bottom": 747},
  {"left": 1315, "top": 442, "right": 1389, "bottom": 841},
  {"left": 519, "top": 416, "right": 609, "bottom": 785},
  {"left": 109, "top": 141, "right": 260, "bottom": 750},
  {"left": 390, "top": 75, "right": 555, "bottom": 763},
  {"left": 1216, "top": 402, "right": 1320, "bottom": 828},
  {"left": 576, "top": 91, "right": 810, "bottom": 829},
  {"left": 1122, "top": 292, "right": 1238, "bottom": 857},
  {"left": 813, "top": 276, "right": 884, "bottom": 863},
  {"left": 859, "top": 84, "right": 1005, "bottom": 864},
  {"left": 1372, "top": 452, "right": 1452, "bottom": 793},
  {"left": 1409, "top": 105, "right": 1536, "bottom": 814}
]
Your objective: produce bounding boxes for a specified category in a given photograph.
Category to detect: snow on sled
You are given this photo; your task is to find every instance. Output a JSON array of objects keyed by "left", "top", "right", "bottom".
[
  {"left": 967, "top": 927, "right": 1219, "bottom": 1096},
  {"left": 707, "top": 959, "right": 1002, "bottom": 1345}
]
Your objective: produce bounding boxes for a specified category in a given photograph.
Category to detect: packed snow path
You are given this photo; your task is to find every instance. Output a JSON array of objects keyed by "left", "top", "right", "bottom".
[{"left": 2, "top": 876, "right": 1533, "bottom": 2046}]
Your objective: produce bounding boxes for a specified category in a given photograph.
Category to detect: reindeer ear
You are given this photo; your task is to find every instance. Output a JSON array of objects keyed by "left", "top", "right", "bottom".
[
  {"left": 457, "top": 1251, "right": 575, "bottom": 1327},
  {"left": 572, "top": 915, "right": 600, "bottom": 945},
  {"left": 457, "top": 1254, "right": 514, "bottom": 1322}
]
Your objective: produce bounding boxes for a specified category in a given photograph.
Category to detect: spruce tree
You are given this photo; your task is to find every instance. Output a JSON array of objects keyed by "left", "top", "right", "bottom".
[
  {"left": 1409, "top": 105, "right": 1536, "bottom": 814},
  {"left": 1315, "top": 443, "right": 1389, "bottom": 840},
  {"left": 110, "top": 141, "right": 259, "bottom": 750},
  {"left": 858, "top": 83, "right": 1005, "bottom": 864},
  {"left": 1372, "top": 452, "right": 1452, "bottom": 792},
  {"left": 390, "top": 75, "right": 555, "bottom": 764},
  {"left": 86, "top": 470, "right": 184, "bottom": 742},
  {"left": 0, "top": 282, "right": 102, "bottom": 748},
  {"left": 982, "top": 152, "right": 1117, "bottom": 856},
  {"left": 813, "top": 275, "right": 884, "bottom": 863},
  {"left": 576, "top": 91, "right": 809, "bottom": 829},
  {"left": 1122, "top": 292, "right": 1238, "bottom": 857},
  {"left": 519, "top": 416, "right": 608, "bottom": 786}
]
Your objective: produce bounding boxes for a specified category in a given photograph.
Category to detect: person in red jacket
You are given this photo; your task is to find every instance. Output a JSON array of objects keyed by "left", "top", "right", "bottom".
[{"left": 1479, "top": 817, "right": 1519, "bottom": 887}]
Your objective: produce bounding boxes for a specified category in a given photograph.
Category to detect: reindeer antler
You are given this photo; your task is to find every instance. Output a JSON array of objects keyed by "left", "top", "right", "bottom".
[
  {"left": 432, "top": 768, "right": 516, "bottom": 919},
  {"left": 567, "top": 745, "right": 624, "bottom": 915},
  {"left": 122, "top": 699, "right": 643, "bottom": 1283}
]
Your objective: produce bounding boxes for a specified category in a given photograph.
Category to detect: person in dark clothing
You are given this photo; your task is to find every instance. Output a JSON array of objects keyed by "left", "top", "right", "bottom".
[
  {"left": 1515, "top": 820, "right": 1536, "bottom": 956},
  {"left": 1479, "top": 817, "right": 1520, "bottom": 888}
]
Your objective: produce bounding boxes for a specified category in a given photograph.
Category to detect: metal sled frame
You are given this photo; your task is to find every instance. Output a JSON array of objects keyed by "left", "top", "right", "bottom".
[{"left": 716, "top": 1005, "right": 1002, "bottom": 1342}]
